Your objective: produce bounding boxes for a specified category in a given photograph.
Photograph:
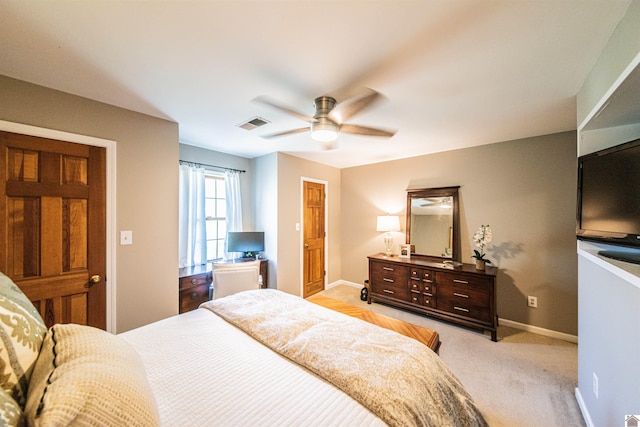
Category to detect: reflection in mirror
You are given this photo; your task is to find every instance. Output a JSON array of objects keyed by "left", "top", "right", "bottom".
[{"left": 406, "top": 187, "right": 460, "bottom": 262}]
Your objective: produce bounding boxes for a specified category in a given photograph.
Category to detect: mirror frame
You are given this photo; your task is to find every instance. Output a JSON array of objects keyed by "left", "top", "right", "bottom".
[{"left": 406, "top": 186, "right": 461, "bottom": 262}]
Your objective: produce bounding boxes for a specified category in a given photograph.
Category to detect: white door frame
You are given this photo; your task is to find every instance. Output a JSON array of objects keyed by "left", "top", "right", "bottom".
[
  {"left": 299, "top": 177, "right": 328, "bottom": 296},
  {"left": 0, "top": 120, "right": 117, "bottom": 332}
]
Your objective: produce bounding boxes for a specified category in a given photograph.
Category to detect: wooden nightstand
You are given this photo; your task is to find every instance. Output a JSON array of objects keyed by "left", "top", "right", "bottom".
[{"left": 178, "top": 265, "right": 213, "bottom": 314}]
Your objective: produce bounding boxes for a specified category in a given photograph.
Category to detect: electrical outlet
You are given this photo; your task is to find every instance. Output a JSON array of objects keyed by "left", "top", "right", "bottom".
[
  {"left": 527, "top": 296, "right": 538, "bottom": 308},
  {"left": 593, "top": 372, "right": 599, "bottom": 399}
]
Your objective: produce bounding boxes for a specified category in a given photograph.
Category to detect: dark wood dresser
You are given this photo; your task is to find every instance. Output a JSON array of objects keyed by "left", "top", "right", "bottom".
[
  {"left": 368, "top": 253, "right": 498, "bottom": 341},
  {"left": 178, "top": 259, "right": 269, "bottom": 314}
]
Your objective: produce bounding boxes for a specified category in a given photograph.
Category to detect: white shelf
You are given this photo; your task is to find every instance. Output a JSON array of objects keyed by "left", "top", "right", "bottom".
[{"left": 577, "top": 240, "right": 640, "bottom": 289}]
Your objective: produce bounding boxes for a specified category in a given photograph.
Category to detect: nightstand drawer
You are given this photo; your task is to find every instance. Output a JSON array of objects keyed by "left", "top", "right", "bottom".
[
  {"left": 180, "top": 272, "right": 212, "bottom": 290},
  {"left": 179, "top": 283, "right": 210, "bottom": 313}
]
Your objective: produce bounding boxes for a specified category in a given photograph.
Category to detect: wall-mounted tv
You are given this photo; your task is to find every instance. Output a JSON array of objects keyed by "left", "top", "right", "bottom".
[
  {"left": 577, "top": 137, "right": 640, "bottom": 264},
  {"left": 226, "top": 231, "right": 265, "bottom": 258}
]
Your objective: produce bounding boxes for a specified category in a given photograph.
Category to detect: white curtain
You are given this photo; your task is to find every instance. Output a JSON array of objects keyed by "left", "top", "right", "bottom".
[
  {"left": 224, "top": 170, "right": 243, "bottom": 259},
  {"left": 178, "top": 164, "right": 207, "bottom": 268}
]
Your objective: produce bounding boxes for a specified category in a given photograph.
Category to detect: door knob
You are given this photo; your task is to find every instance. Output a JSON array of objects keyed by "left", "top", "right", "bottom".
[
  {"left": 304, "top": 243, "right": 309, "bottom": 248},
  {"left": 89, "top": 275, "right": 101, "bottom": 284}
]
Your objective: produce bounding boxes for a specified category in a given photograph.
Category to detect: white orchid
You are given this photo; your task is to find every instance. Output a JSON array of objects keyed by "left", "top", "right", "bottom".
[{"left": 472, "top": 224, "right": 492, "bottom": 263}]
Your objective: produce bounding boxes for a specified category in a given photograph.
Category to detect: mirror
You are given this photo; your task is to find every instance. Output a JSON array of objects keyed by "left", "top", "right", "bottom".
[{"left": 406, "top": 186, "right": 460, "bottom": 261}]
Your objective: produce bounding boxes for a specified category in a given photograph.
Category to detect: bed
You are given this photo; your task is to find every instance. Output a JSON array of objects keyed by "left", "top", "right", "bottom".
[{"left": 0, "top": 271, "right": 488, "bottom": 427}]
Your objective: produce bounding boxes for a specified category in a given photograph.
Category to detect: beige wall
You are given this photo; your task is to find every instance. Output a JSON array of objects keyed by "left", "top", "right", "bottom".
[
  {"left": 252, "top": 153, "right": 278, "bottom": 289},
  {"left": 341, "top": 131, "right": 578, "bottom": 335},
  {"left": 0, "top": 75, "right": 179, "bottom": 333},
  {"left": 269, "top": 153, "right": 342, "bottom": 296}
]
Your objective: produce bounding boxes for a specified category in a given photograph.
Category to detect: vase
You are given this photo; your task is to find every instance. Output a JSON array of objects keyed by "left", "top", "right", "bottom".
[{"left": 475, "top": 259, "right": 486, "bottom": 270}]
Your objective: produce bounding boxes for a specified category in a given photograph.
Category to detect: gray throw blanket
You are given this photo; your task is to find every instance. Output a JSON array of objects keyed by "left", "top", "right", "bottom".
[{"left": 202, "top": 289, "right": 488, "bottom": 427}]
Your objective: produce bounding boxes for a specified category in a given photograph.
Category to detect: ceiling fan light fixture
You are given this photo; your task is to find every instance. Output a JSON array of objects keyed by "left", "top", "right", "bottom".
[{"left": 311, "top": 121, "right": 338, "bottom": 142}]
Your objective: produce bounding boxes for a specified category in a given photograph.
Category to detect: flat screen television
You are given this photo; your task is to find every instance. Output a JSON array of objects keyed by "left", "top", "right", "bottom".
[
  {"left": 577, "top": 137, "right": 640, "bottom": 264},
  {"left": 226, "top": 231, "right": 265, "bottom": 258}
]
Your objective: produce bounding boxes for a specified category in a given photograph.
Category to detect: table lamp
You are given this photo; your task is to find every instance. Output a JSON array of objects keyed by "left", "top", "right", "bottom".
[{"left": 376, "top": 215, "right": 400, "bottom": 256}]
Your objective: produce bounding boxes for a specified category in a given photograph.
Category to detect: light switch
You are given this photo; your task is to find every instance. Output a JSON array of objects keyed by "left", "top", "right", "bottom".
[
  {"left": 295, "top": 223, "right": 300, "bottom": 231},
  {"left": 120, "top": 230, "right": 133, "bottom": 245}
]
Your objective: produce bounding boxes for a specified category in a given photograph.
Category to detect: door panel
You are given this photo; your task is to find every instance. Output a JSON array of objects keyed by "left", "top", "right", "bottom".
[
  {"left": 303, "top": 181, "right": 325, "bottom": 298},
  {"left": 0, "top": 131, "right": 106, "bottom": 329}
]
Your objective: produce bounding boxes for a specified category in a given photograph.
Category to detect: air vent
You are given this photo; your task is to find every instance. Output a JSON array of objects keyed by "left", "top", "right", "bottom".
[{"left": 237, "top": 116, "right": 270, "bottom": 131}]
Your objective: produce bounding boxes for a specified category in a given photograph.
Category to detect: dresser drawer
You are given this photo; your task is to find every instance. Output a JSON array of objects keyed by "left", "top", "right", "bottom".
[
  {"left": 409, "top": 268, "right": 435, "bottom": 295},
  {"left": 409, "top": 290, "right": 435, "bottom": 308},
  {"left": 370, "top": 261, "right": 408, "bottom": 300},
  {"left": 438, "top": 286, "right": 491, "bottom": 322},
  {"left": 435, "top": 271, "right": 493, "bottom": 292},
  {"left": 180, "top": 272, "right": 212, "bottom": 290},
  {"left": 179, "top": 283, "right": 210, "bottom": 313}
]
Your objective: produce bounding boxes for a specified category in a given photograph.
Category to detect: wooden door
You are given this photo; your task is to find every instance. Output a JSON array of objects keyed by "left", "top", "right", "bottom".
[
  {"left": 0, "top": 131, "right": 106, "bottom": 329},
  {"left": 303, "top": 181, "right": 325, "bottom": 298}
]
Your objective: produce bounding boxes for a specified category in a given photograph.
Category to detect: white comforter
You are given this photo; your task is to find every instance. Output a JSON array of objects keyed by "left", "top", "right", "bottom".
[{"left": 120, "top": 306, "right": 385, "bottom": 426}]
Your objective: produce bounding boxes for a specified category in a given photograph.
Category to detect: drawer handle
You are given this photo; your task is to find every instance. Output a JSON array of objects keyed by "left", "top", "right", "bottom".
[
  {"left": 190, "top": 292, "right": 199, "bottom": 299},
  {"left": 453, "top": 279, "right": 469, "bottom": 284},
  {"left": 411, "top": 284, "right": 418, "bottom": 289},
  {"left": 191, "top": 279, "right": 198, "bottom": 285},
  {"left": 454, "top": 306, "right": 470, "bottom": 313},
  {"left": 412, "top": 297, "right": 418, "bottom": 302},
  {"left": 424, "top": 299, "right": 430, "bottom": 304},
  {"left": 383, "top": 267, "right": 394, "bottom": 271},
  {"left": 383, "top": 278, "right": 394, "bottom": 283},
  {"left": 454, "top": 292, "right": 469, "bottom": 298},
  {"left": 383, "top": 289, "right": 395, "bottom": 294}
]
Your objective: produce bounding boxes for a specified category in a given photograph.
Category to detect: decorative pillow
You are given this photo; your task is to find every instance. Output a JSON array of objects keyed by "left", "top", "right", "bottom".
[
  {"left": 0, "top": 388, "right": 24, "bottom": 427},
  {"left": 0, "top": 272, "right": 46, "bottom": 409},
  {"left": 24, "top": 323, "right": 160, "bottom": 427}
]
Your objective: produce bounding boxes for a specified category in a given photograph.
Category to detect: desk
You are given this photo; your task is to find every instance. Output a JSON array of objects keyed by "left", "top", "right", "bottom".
[{"left": 178, "top": 259, "right": 269, "bottom": 314}]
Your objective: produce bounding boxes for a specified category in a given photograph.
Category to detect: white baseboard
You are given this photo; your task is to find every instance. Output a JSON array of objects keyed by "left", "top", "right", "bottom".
[
  {"left": 326, "top": 280, "right": 361, "bottom": 289},
  {"left": 575, "top": 388, "right": 594, "bottom": 427},
  {"left": 498, "top": 318, "right": 578, "bottom": 343},
  {"left": 326, "top": 281, "right": 578, "bottom": 343}
]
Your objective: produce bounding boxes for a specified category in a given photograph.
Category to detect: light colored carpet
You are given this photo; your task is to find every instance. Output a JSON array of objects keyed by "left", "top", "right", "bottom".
[{"left": 315, "top": 284, "right": 584, "bottom": 427}]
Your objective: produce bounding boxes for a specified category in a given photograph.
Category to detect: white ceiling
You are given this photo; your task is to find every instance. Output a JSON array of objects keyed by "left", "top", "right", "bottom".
[{"left": 0, "top": 0, "right": 631, "bottom": 168}]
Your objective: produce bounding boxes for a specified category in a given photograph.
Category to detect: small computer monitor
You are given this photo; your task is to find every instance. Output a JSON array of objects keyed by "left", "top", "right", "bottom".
[{"left": 226, "top": 231, "right": 265, "bottom": 258}]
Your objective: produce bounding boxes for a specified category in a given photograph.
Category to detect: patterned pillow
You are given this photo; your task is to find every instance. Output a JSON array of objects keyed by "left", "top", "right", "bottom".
[
  {"left": 24, "top": 324, "right": 160, "bottom": 427},
  {"left": 0, "top": 272, "right": 46, "bottom": 409},
  {"left": 0, "top": 387, "right": 24, "bottom": 427}
]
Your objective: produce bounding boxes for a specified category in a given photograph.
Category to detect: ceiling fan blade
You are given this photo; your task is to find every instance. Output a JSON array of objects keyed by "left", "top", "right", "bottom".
[
  {"left": 260, "top": 127, "right": 311, "bottom": 139},
  {"left": 328, "top": 88, "right": 382, "bottom": 123},
  {"left": 253, "top": 96, "right": 317, "bottom": 123},
  {"left": 338, "top": 124, "right": 395, "bottom": 138}
]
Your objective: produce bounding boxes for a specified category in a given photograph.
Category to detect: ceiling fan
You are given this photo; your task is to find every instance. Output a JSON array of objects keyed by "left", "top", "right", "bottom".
[{"left": 253, "top": 88, "right": 396, "bottom": 146}]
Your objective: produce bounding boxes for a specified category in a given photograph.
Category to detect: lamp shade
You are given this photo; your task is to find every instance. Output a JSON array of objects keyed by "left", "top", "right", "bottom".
[{"left": 376, "top": 215, "right": 400, "bottom": 232}]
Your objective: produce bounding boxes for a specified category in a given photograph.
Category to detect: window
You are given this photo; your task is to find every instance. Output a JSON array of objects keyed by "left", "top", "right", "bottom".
[{"left": 205, "top": 173, "right": 226, "bottom": 260}]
